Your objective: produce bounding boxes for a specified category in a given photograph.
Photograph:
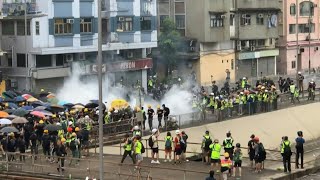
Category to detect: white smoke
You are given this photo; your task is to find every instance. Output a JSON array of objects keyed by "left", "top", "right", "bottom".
[{"left": 56, "top": 63, "right": 194, "bottom": 116}]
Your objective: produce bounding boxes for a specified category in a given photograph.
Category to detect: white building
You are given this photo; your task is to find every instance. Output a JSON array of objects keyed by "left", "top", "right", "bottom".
[{"left": 0, "top": 0, "right": 157, "bottom": 92}]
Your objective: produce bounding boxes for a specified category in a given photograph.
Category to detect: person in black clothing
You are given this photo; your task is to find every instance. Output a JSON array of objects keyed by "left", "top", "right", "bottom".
[
  {"left": 56, "top": 139, "right": 67, "bottom": 172},
  {"left": 248, "top": 134, "right": 256, "bottom": 169},
  {"left": 156, "top": 106, "right": 163, "bottom": 128},
  {"left": 7, "top": 133, "right": 16, "bottom": 161},
  {"left": 147, "top": 105, "right": 154, "bottom": 130},
  {"left": 24, "top": 123, "right": 33, "bottom": 149},
  {"left": 29, "top": 131, "right": 38, "bottom": 159},
  {"left": 295, "top": 131, "right": 305, "bottom": 169},
  {"left": 81, "top": 129, "right": 89, "bottom": 157},
  {"left": 162, "top": 104, "right": 170, "bottom": 129},
  {"left": 141, "top": 107, "right": 147, "bottom": 130},
  {"left": 42, "top": 130, "right": 51, "bottom": 159},
  {"left": 17, "top": 135, "right": 26, "bottom": 162},
  {"left": 212, "top": 81, "right": 218, "bottom": 95}
]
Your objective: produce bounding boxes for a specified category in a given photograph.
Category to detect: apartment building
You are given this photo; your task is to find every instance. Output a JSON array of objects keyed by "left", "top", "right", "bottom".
[
  {"left": 185, "top": 0, "right": 281, "bottom": 85},
  {"left": 278, "top": 0, "right": 320, "bottom": 75},
  {"left": 0, "top": 0, "right": 157, "bottom": 92}
]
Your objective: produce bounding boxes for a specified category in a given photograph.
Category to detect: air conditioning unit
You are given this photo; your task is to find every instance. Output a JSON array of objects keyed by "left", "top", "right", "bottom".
[
  {"left": 79, "top": 53, "right": 85, "bottom": 61},
  {"left": 245, "top": 40, "right": 250, "bottom": 48},
  {"left": 118, "top": 17, "right": 124, "bottom": 21},
  {"left": 250, "top": 46, "right": 256, "bottom": 51},
  {"left": 236, "top": 41, "right": 242, "bottom": 51},
  {"left": 242, "top": 14, "right": 246, "bottom": 18},
  {"left": 66, "top": 19, "right": 74, "bottom": 24},
  {"left": 258, "top": 14, "right": 264, "bottom": 18},
  {"left": 65, "top": 54, "right": 73, "bottom": 62},
  {"left": 221, "top": 15, "right": 226, "bottom": 19},
  {"left": 127, "top": 52, "right": 133, "bottom": 58}
]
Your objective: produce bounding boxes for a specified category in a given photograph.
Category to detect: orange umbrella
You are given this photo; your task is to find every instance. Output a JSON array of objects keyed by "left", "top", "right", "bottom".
[
  {"left": 47, "top": 93, "right": 56, "bottom": 99},
  {"left": 0, "top": 111, "right": 9, "bottom": 118}
]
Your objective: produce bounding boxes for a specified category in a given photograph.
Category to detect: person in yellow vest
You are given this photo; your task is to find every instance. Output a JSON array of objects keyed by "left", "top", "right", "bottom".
[
  {"left": 207, "top": 93, "right": 215, "bottom": 114},
  {"left": 294, "top": 87, "right": 300, "bottom": 103},
  {"left": 104, "top": 112, "right": 110, "bottom": 124},
  {"left": 133, "top": 135, "right": 143, "bottom": 170},
  {"left": 257, "top": 91, "right": 263, "bottom": 113},
  {"left": 238, "top": 92, "right": 244, "bottom": 115},
  {"left": 56, "top": 123, "right": 64, "bottom": 139},
  {"left": 227, "top": 96, "right": 233, "bottom": 118},
  {"left": 120, "top": 134, "right": 135, "bottom": 164},
  {"left": 281, "top": 136, "right": 292, "bottom": 173},
  {"left": 289, "top": 82, "right": 296, "bottom": 104},
  {"left": 209, "top": 139, "right": 221, "bottom": 171},
  {"left": 262, "top": 90, "right": 269, "bottom": 112},
  {"left": 221, "top": 152, "right": 232, "bottom": 180}
]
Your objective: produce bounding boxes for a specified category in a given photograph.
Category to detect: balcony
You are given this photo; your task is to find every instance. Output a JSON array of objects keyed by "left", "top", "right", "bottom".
[
  {"left": 32, "top": 67, "right": 70, "bottom": 79},
  {"left": 236, "top": 0, "right": 281, "bottom": 11},
  {"left": 2, "top": 0, "right": 40, "bottom": 17}
]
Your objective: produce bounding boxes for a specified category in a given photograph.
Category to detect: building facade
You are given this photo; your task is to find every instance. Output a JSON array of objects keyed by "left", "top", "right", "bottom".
[
  {"left": 0, "top": 0, "right": 157, "bottom": 92},
  {"left": 278, "top": 0, "right": 320, "bottom": 75},
  {"left": 185, "top": 0, "right": 280, "bottom": 85}
]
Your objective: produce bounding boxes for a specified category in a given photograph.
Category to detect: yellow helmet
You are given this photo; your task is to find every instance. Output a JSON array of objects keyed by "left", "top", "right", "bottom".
[
  {"left": 157, "top": 105, "right": 160, "bottom": 109},
  {"left": 84, "top": 108, "right": 88, "bottom": 112},
  {"left": 52, "top": 114, "right": 56, "bottom": 118},
  {"left": 39, "top": 120, "right": 44, "bottom": 124},
  {"left": 5, "top": 103, "right": 8, "bottom": 107},
  {"left": 9, "top": 132, "right": 14, "bottom": 137},
  {"left": 72, "top": 132, "right": 77, "bottom": 137},
  {"left": 148, "top": 105, "right": 151, "bottom": 108},
  {"left": 44, "top": 129, "right": 49, "bottom": 133},
  {"left": 40, "top": 89, "right": 45, "bottom": 92},
  {"left": 224, "top": 152, "right": 230, "bottom": 158},
  {"left": 61, "top": 138, "right": 66, "bottom": 142},
  {"left": 65, "top": 112, "right": 69, "bottom": 116},
  {"left": 75, "top": 127, "right": 80, "bottom": 132}
]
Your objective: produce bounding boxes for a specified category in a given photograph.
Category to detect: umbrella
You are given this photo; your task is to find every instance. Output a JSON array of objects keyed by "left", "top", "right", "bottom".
[
  {"left": 3, "top": 109, "right": 14, "bottom": 114},
  {"left": 37, "top": 109, "right": 53, "bottom": 116},
  {"left": 6, "top": 115, "right": 18, "bottom": 120},
  {"left": 22, "top": 94, "right": 33, "bottom": 100},
  {"left": 21, "top": 106, "right": 34, "bottom": 111},
  {"left": 47, "top": 93, "right": 56, "bottom": 99},
  {"left": 77, "top": 117, "right": 94, "bottom": 124},
  {"left": 0, "top": 126, "right": 19, "bottom": 133},
  {"left": 14, "top": 96, "right": 25, "bottom": 102},
  {"left": 47, "top": 97, "right": 59, "bottom": 105},
  {"left": 0, "top": 111, "right": 9, "bottom": 118},
  {"left": 11, "top": 117, "right": 28, "bottom": 124},
  {"left": 2, "top": 91, "right": 17, "bottom": 99},
  {"left": 30, "top": 111, "right": 45, "bottom": 118},
  {"left": 12, "top": 108, "right": 29, "bottom": 117},
  {"left": 85, "top": 102, "right": 99, "bottom": 108},
  {"left": 72, "top": 104, "right": 85, "bottom": 110},
  {"left": 111, "top": 99, "right": 128, "bottom": 109},
  {"left": 34, "top": 106, "right": 47, "bottom": 111},
  {"left": 44, "top": 124, "right": 62, "bottom": 131},
  {"left": 0, "top": 118, "right": 12, "bottom": 125},
  {"left": 31, "top": 101, "right": 44, "bottom": 108},
  {"left": 8, "top": 103, "right": 19, "bottom": 109},
  {"left": 27, "top": 97, "right": 39, "bottom": 103},
  {"left": 63, "top": 103, "right": 74, "bottom": 109},
  {"left": 58, "top": 101, "right": 68, "bottom": 106},
  {"left": 39, "top": 92, "right": 49, "bottom": 97},
  {"left": 0, "top": 97, "right": 3, "bottom": 103},
  {"left": 74, "top": 103, "right": 85, "bottom": 107},
  {"left": 47, "top": 105, "right": 64, "bottom": 113},
  {"left": 3, "top": 97, "right": 14, "bottom": 102}
]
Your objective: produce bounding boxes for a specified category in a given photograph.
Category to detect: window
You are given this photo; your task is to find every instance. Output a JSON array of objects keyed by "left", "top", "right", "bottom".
[
  {"left": 231, "top": 59, "right": 234, "bottom": 70},
  {"left": 230, "top": 14, "right": 234, "bottom": 26},
  {"left": 56, "top": 54, "right": 65, "bottom": 66},
  {"left": 160, "top": 15, "right": 169, "bottom": 28},
  {"left": 270, "top": 38, "right": 273, "bottom": 45},
  {"left": 300, "top": 1, "right": 314, "bottom": 16},
  {"left": 54, "top": 18, "right": 73, "bottom": 35},
  {"left": 257, "top": 39, "right": 265, "bottom": 47},
  {"left": 80, "top": 18, "right": 92, "bottom": 33},
  {"left": 175, "top": 15, "right": 185, "bottom": 29},
  {"left": 117, "top": 17, "right": 133, "bottom": 32},
  {"left": 289, "top": 24, "right": 296, "bottom": 34},
  {"left": 7, "top": 57, "right": 12, "bottom": 67},
  {"left": 298, "top": 23, "right": 315, "bottom": 33},
  {"left": 17, "top": 54, "right": 27, "bottom": 67},
  {"left": 256, "top": 14, "right": 264, "bottom": 25},
  {"left": 175, "top": 2, "right": 185, "bottom": 14},
  {"left": 140, "top": 17, "right": 151, "bottom": 31},
  {"left": 35, "top": 21, "right": 40, "bottom": 35},
  {"left": 17, "top": 20, "right": 31, "bottom": 36},
  {"left": 290, "top": 4, "right": 296, "bottom": 15},
  {"left": 36, "top": 55, "right": 52, "bottom": 68},
  {"left": 210, "top": 14, "right": 224, "bottom": 27},
  {"left": 240, "top": 14, "right": 251, "bottom": 26},
  {"left": 2, "top": 21, "right": 14, "bottom": 35},
  {"left": 292, "top": 61, "right": 296, "bottom": 69}
]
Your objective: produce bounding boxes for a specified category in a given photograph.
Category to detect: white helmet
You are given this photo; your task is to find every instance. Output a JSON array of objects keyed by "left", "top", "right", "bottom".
[
  {"left": 298, "top": 71, "right": 301, "bottom": 74},
  {"left": 175, "top": 130, "right": 180, "bottom": 135},
  {"left": 210, "top": 93, "right": 214, "bottom": 96},
  {"left": 152, "top": 128, "right": 158, "bottom": 134},
  {"left": 134, "top": 126, "right": 139, "bottom": 130},
  {"left": 85, "top": 115, "right": 89, "bottom": 119},
  {"left": 56, "top": 122, "right": 61, "bottom": 126},
  {"left": 68, "top": 121, "right": 73, "bottom": 126}
]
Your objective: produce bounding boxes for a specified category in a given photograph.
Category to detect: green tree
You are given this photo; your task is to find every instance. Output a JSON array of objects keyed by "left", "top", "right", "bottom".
[{"left": 158, "top": 18, "right": 181, "bottom": 74}]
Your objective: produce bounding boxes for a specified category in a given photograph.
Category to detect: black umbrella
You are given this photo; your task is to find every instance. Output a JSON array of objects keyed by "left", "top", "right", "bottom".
[
  {"left": 3, "top": 109, "right": 14, "bottom": 114},
  {"left": 46, "top": 105, "right": 65, "bottom": 113},
  {"left": 12, "top": 108, "right": 29, "bottom": 117},
  {"left": 85, "top": 102, "right": 99, "bottom": 108},
  {"left": 0, "top": 127, "right": 19, "bottom": 133},
  {"left": 63, "top": 103, "right": 74, "bottom": 109},
  {"left": 44, "top": 124, "right": 62, "bottom": 131},
  {"left": 3, "top": 97, "right": 14, "bottom": 102},
  {"left": 31, "top": 101, "right": 44, "bottom": 108},
  {"left": 74, "top": 103, "right": 85, "bottom": 107},
  {"left": 3, "top": 91, "right": 17, "bottom": 99}
]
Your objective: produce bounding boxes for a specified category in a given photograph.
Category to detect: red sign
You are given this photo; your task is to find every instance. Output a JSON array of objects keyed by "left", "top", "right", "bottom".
[{"left": 107, "top": 58, "right": 153, "bottom": 72}]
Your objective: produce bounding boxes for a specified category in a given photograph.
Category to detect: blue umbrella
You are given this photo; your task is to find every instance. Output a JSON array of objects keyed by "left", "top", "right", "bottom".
[
  {"left": 58, "top": 101, "right": 68, "bottom": 106},
  {"left": 21, "top": 106, "right": 34, "bottom": 111},
  {"left": 31, "top": 101, "right": 44, "bottom": 108},
  {"left": 14, "top": 96, "right": 25, "bottom": 102},
  {"left": 0, "top": 97, "right": 3, "bottom": 103},
  {"left": 3, "top": 97, "right": 14, "bottom": 102},
  {"left": 8, "top": 103, "right": 19, "bottom": 109}
]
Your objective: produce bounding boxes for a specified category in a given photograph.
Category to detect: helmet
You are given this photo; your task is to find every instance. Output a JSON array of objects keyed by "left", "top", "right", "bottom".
[
  {"left": 175, "top": 130, "right": 180, "bottom": 135},
  {"left": 84, "top": 108, "right": 88, "bottom": 112},
  {"left": 67, "top": 127, "right": 73, "bottom": 132},
  {"left": 157, "top": 105, "right": 160, "bottom": 109},
  {"left": 224, "top": 152, "right": 230, "bottom": 158},
  {"left": 240, "top": 92, "right": 244, "bottom": 95},
  {"left": 214, "top": 139, "right": 219, "bottom": 143},
  {"left": 9, "top": 132, "right": 14, "bottom": 137},
  {"left": 56, "top": 122, "right": 61, "bottom": 126},
  {"left": 298, "top": 71, "right": 301, "bottom": 74},
  {"left": 72, "top": 132, "right": 77, "bottom": 137},
  {"left": 68, "top": 121, "right": 73, "bottom": 126},
  {"left": 205, "top": 130, "right": 209, "bottom": 134},
  {"left": 210, "top": 93, "right": 214, "bottom": 96},
  {"left": 215, "top": 97, "right": 219, "bottom": 100},
  {"left": 148, "top": 105, "right": 151, "bottom": 108},
  {"left": 65, "top": 112, "right": 69, "bottom": 116},
  {"left": 134, "top": 126, "right": 139, "bottom": 130},
  {"left": 75, "top": 127, "right": 80, "bottom": 132},
  {"left": 44, "top": 129, "right": 49, "bottom": 133},
  {"left": 52, "top": 114, "right": 56, "bottom": 118},
  {"left": 265, "top": 90, "right": 268, "bottom": 92},
  {"left": 242, "top": 77, "right": 246, "bottom": 80},
  {"left": 39, "top": 120, "right": 44, "bottom": 124},
  {"left": 85, "top": 115, "right": 89, "bottom": 119},
  {"left": 114, "top": 110, "right": 118, "bottom": 113},
  {"left": 61, "top": 138, "right": 66, "bottom": 142},
  {"left": 40, "top": 89, "right": 45, "bottom": 92},
  {"left": 152, "top": 128, "right": 158, "bottom": 134}
]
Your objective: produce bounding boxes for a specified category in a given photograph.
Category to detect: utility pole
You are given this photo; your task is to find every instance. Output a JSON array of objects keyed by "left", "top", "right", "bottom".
[
  {"left": 308, "top": 0, "right": 312, "bottom": 74},
  {"left": 24, "top": 0, "right": 28, "bottom": 90},
  {"left": 296, "top": 0, "right": 299, "bottom": 74},
  {"left": 97, "top": 0, "right": 104, "bottom": 179}
]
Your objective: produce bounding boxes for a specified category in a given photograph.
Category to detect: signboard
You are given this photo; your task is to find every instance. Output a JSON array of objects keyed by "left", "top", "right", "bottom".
[{"left": 92, "top": 64, "right": 106, "bottom": 73}]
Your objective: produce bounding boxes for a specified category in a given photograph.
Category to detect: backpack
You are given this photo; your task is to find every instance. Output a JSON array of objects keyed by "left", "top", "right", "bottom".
[
  {"left": 148, "top": 136, "right": 154, "bottom": 148},
  {"left": 233, "top": 149, "right": 242, "bottom": 162},
  {"left": 283, "top": 142, "right": 292, "bottom": 156},
  {"left": 165, "top": 137, "right": 172, "bottom": 148},
  {"left": 204, "top": 137, "right": 212, "bottom": 150},
  {"left": 140, "top": 142, "right": 145, "bottom": 153},
  {"left": 258, "top": 143, "right": 266, "bottom": 160}
]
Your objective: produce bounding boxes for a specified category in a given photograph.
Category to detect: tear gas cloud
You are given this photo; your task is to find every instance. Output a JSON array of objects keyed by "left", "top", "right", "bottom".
[{"left": 56, "top": 63, "right": 194, "bottom": 115}]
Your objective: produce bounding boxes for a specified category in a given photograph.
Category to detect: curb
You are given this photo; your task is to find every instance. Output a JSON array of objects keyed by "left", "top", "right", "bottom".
[{"left": 270, "top": 166, "right": 320, "bottom": 180}]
